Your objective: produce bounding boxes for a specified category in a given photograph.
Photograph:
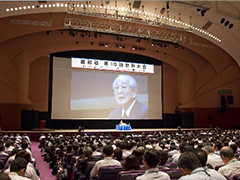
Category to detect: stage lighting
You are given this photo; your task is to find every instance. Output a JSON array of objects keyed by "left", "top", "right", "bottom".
[
  {"left": 225, "top": 21, "right": 229, "bottom": 26},
  {"left": 220, "top": 18, "right": 225, "bottom": 24},
  {"left": 229, "top": 23, "right": 233, "bottom": 29}
]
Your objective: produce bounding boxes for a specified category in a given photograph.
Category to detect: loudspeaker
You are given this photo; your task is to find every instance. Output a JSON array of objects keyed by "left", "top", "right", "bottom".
[
  {"left": 133, "top": 1, "right": 142, "bottom": 9},
  {"left": 221, "top": 95, "right": 226, "bottom": 112},
  {"left": 181, "top": 113, "right": 194, "bottom": 128},
  {"left": 21, "top": 110, "right": 39, "bottom": 130},
  {"left": 163, "top": 113, "right": 181, "bottom": 128},
  {"left": 227, "top": 95, "right": 233, "bottom": 104}
]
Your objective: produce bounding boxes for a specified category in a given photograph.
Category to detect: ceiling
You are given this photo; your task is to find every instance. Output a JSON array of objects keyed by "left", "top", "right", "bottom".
[{"left": 0, "top": 1, "right": 239, "bottom": 66}]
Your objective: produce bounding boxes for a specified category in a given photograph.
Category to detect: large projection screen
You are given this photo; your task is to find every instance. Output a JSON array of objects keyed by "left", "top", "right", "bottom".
[{"left": 51, "top": 56, "right": 162, "bottom": 120}]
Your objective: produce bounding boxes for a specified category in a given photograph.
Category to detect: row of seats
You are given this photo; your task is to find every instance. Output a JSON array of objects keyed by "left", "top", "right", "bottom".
[{"left": 72, "top": 161, "right": 182, "bottom": 180}]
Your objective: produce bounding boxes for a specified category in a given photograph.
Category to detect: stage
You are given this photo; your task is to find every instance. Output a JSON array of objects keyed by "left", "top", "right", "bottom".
[{"left": 0, "top": 128, "right": 211, "bottom": 141}]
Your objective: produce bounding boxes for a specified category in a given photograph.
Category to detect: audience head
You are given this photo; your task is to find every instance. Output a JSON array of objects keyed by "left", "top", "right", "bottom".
[
  {"left": 131, "top": 149, "right": 143, "bottom": 164},
  {"left": 230, "top": 143, "right": 238, "bottom": 154},
  {"left": 178, "top": 152, "right": 201, "bottom": 175},
  {"left": 21, "top": 140, "right": 28, "bottom": 150},
  {"left": 202, "top": 145, "right": 214, "bottom": 154},
  {"left": 143, "top": 148, "right": 160, "bottom": 169},
  {"left": 10, "top": 157, "right": 28, "bottom": 176},
  {"left": 158, "top": 150, "right": 168, "bottom": 166},
  {"left": 193, "top": 148, "right": 207, "bottom": 167},
  {"left": 220, "top": 146, "right": 235, "bottom": 164},
  {"left": 213, "top": 142, "right": 223, "bottom": 151},
  {"left": 15, "top": 149, "right": 31, "bottom": 163},
  {"left": 123, "top": 155, "right": 140, "bottom": 171},
  {"left": 103, "top": 145, "right": 114, "bottom": 157},
  {"left": 114, "top": 148, "right": 123, "bottom": 160},
  {"left": 83, "top": 146, "right": 92, "bottom": 158}
]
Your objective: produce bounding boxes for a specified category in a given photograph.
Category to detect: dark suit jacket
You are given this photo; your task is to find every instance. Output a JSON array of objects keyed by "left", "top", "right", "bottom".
[{"left": 109, "top": 100, "right": 148, "bottom": 119}]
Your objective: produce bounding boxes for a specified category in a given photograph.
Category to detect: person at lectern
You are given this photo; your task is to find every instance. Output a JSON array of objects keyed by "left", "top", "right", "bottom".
[{"left": 109, "top": 74, "right": 148, "bottom": 119}]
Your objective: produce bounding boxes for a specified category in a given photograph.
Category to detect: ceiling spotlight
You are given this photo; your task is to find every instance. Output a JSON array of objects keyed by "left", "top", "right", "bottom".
[
  {"left": 224, "top": 21, "right": 229, "bottom": 26},
  {"left": 220, "top": 18, "right": 225, "bottom": 24},
  {"left": 229, "top": 23, "right": 233, "bottom": 29}
]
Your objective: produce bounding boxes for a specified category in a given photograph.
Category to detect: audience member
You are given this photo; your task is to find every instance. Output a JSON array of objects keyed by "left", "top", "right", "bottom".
[
  {"left": 218, "top": 146, "right": 240, "bottom": 180},
  {"left": 131, "top": 149, "right": 143, "bottom": 165},
  {"left": 8, "top": 157, "right": 30, "bottom": 180},
  {"left": 77, "top": 146, "right": 100, "bottom": 175},
  {"left": 158, "top": 150, "right": 170, "bottom": 170},
  {"left": 90, "top": 145, "right": 122, "bottom": 178},
  {"left": 178, "top": 152, "right": 226, "bottom": 180},
  {"left": 123, "top": 154, "right": 140, "bottom": 171},
  {"left": 136, "top": 148, "right": 170, "bottom": 180},
  {"left": 203, "top": 145, "right": 224, "bottom": 169},
  {"left": 193, "top": 148, "right": 226, "bottom": 179},
  {"left": 113, "top": 148, "right": 123, "bottom": 161},
  {"left": 214, "top": 142, "right": 223, "bottom": 155}
]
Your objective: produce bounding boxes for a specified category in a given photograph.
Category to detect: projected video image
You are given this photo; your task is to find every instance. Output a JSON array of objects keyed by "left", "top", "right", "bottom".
[{"left": 51, "top": 57, "right": 162, "bottom": 120}]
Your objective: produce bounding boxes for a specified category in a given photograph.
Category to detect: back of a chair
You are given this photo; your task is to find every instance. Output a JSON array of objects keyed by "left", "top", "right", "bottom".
[
  {"left": 86, "top": 161, "right": 96, "bottom": 180},
  {"left": 117, "top": 170, "right": 145, "bottom": 180},
  {"left": 233, "top": 173, "right": 240, "bottom": 180},
  {"left": 98, "top": 166, "right": 122, "bottom": 180},
  {"left": 164, "top": 168, "right": 182, "bottom": 179},
  {"left": 165, "top": 162, "right": 177, "bottom": 168},
  {"left": 0, "top": 159, "right": 5, "bottom": 170}
]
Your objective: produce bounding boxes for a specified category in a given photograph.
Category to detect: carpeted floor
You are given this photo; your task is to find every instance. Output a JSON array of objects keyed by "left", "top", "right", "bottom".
[{"left": 31, "top": 141, "right": 56, "bottom": 180}]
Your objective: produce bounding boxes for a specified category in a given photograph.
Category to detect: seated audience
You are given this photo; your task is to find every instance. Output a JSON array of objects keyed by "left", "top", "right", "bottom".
[
  {"left": 77, "top": 146, "right": 100, "bottom": 175},
  {"left": 218, "top": 146, "right": 240, "bottom": 180},
  {"left": 8, "top": 157, "right": 30, "bottom": 180},
  {"left": 5, "top": 150, "right": 40, "bottom": 180},
  {"left": 213, "top": 142, "right": 223, "bottom": 156},
  {"left": 203, "top": 145, "right": 224, "bottom": 169},
  {"left": 123, "top": 155, "right": 140, "bottom": 171},
  {"left": 122, "top": 143, "right": 133, "bottom": 159},
  {"left": 113, "top": 148, "right": 123, "bottom": 161},
  {"left": 178, "top": 152, "right": 226, "bottom": 180},
  {"left": 158, "top": 150, "right": 170, "bottom": 170},
  {"left": 131, "top": 149, "right": 143, "bottom": 165},
  {"left": 136, "top": 148, "right": 170, "bottom": 180},
  {"left": 5, "top": 147, "right": 19, "bottom": 169},
  {"left": 90, "top": 145, "right": 122, "bottom": 178},
  {"left": 193, "top": 148, "right": 226, "bottom": 179}
]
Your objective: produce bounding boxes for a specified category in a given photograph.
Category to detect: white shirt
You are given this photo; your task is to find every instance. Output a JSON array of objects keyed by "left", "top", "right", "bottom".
[
  {"left": 172, "top": 153, "right": 181, "bottom": 164},
  {"left": 179, "top": 167, "right": 226, "bottom": 180},
  {"left": 122, "top": 99, "right": 136, "bottom": 117},
  {"left": 5, "top": 162, "right": 40, "bottom": 180},
  {"left": 122, "top": 149, "right": 132, "bottom": 159},
  {"left": 90, "top": 157, "right": 122, "bottom": 178},
  {"left": 8, "top": 172, "right": 31, "bottom": 180},
  {"left": 136, "top": 167, "right": 170, "bottom": 180},
  {"left": 207, "top": 153, "right": 224, "bottom": 169},
  {"left": 218, "top": 159, "right": 240, "bottom": 180}
]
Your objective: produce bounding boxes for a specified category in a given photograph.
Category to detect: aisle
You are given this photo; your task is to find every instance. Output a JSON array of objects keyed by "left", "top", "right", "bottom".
[{"left": 31, "top": 141, "right": 56, "bottom": 180}]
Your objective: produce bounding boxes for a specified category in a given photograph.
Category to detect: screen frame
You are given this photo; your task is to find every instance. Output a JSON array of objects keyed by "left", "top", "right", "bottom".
[{"left": 48, "top": 50, "right": 163, "bottom": 128}]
